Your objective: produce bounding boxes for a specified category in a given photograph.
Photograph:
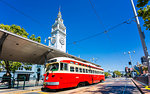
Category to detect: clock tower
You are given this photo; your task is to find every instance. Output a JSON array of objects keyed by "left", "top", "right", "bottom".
[{"left": 50, "top": 9, "right": 66, "bottom": 52}]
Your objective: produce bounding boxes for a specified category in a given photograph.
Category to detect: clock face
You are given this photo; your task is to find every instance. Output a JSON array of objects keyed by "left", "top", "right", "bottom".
[
  {"left": 59, "top": 37, "right": 64, "bottom": 45},
  {"left": 51, "top": 37, "right": 56, "bottom": 45}
]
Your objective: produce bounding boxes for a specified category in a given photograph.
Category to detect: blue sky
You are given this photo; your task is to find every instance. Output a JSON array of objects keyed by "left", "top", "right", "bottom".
[{"left": 0, "top": 0, "right": 150, "bottom": 71}]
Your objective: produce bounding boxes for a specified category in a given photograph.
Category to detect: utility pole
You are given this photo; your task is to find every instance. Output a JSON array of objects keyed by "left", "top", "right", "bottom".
[{"left": 130, "top": 0, "right": 150, "bottom": 73}]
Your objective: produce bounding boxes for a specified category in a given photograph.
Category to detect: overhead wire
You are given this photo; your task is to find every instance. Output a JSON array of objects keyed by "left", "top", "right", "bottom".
[
  {"left": 67, "top": 17, "right": 135, "bottom": 45},
  {"left": 74, "top": 0, "right": 136, "bottom": 67},
  {"left": 68, "top": 0, "right": 136, "bottom": 45},
  {"left": 0, "top": 0, "right": 46, "bottom": 28},
  {"left": 67, "top": 0, "right": 136, "bottom": 66},
  {"left": 88, "top": 0, "right": 106, "bottom": 30}
]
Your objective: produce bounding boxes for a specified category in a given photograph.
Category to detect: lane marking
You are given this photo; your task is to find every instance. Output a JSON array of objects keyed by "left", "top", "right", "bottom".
[
  {"left": 145, "top": 86, "right": 150, "bottom": 90},
  {"left": 122, "top": 78, "right": 127, "bottom": 94}
]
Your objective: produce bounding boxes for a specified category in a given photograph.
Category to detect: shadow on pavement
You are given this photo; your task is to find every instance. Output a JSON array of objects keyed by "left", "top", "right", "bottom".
[{"left": 85, "top": 85, "right": 138, "bottom": 94}]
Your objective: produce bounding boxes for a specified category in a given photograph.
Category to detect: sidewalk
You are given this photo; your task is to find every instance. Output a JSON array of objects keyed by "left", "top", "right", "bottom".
[
  {"left": 0, "top": 86, "right": 42, "bottom": 94},
  {"left": 132, "top": 78, "right": 150, "bottom": 94}
]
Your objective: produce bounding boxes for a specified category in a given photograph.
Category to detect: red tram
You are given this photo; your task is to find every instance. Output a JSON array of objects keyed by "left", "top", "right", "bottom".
[{"left": 42, "top": 57, "right": 105, "bottom": 90}]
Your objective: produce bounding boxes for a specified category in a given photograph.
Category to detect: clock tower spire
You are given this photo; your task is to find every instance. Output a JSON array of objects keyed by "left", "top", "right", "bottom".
[{"left": 50, "top": 8, "right": 66, "bottom": 52}]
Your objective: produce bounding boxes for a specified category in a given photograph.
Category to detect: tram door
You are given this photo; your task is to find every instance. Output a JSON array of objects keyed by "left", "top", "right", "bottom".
[{"left": 89, "top": 69, "right": 94, "bottom": 84}]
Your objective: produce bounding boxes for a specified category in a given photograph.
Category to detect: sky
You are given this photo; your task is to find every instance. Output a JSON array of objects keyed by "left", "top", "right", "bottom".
[{"left": 0, "top": 0, "right": 150, "bottom": 72}]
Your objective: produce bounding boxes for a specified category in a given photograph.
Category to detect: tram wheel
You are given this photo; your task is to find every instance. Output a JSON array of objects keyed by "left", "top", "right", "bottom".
[
  {"left": 77, "top": 82, "right": 83, "bottom": 87},
  {"left": 41, "top": 88, "right": 49, "bottom": 92},
  {"left": 100, "top": 80, "right": 104, "bottom": 83}
]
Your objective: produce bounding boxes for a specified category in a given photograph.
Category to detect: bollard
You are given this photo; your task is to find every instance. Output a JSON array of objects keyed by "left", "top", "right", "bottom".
[
  {"left": 23, "top": 76, "right": 25, "bottom": 90},
  {"left": 12, "top": 78, "right": 14, "bottom": 88},
  {"left": 17, "top": 79, "right": 19, "bottom": 89}
]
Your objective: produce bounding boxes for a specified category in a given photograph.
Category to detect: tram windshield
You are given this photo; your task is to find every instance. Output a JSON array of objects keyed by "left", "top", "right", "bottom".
[{"left": 46, "top": 63, "right": 59, "bottom": 72}]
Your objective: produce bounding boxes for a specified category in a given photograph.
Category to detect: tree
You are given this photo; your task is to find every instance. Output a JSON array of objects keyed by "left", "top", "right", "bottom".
[
  {"left": 0, "top": 24, "right": 41, "bottom": 88},
  {"left": 113, "top": 70, "right": 122, "bottom": 77},
  {"left": 137, "top": 0, "right": 150, "bottom": 30},
  {"left": 143, "top": 66, "right": 148, "bottom": 71},
  {"left": 104, "top": 72, "right": 111, "bottom": 77}
]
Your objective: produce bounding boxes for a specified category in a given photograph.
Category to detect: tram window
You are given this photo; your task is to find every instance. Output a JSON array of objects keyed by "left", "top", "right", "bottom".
[
  {"left": 64, "top": 63, "right": 68, "bottom": 70},
  {"left": 75, "top": 63, "right": 78, "bottom": 65},
  {"left": 48, "top": 59, "right": 57, "bottom": 63},
  {"left": 79, "top": 68, "right": 82, "bottom": 73},
  {"left": 90, "top": 70, "right": 92, "bottom": 73},
  {"left": 70, "top": 62, "right": 74, "bottom": 64},
  {"left": 79, "top": 64, "right": 81, "bottom": 66},
  {"left": 95, "top": 71, "right": 96, "bottom": 74},
  {"left": 60, "top": 63, "right": 63, "bottom": 70},
  {"left": 91, "top": 70, "right": 93, "bottom": 73},
  {"left": 93, "top": 70, "right": 94, "bottom": 74},
  {"left": 88, "top": 70, "right": 91, "bottom": 73},
  {"left": 70, "top": 66, "right": 74, "bottom": 72},
  {"left": 86, "top": 69, "right": 88, "bottom": 73},
  {"left": 83, "top": 69, "right": 85, "bottom": 73},
  {"left": 76, "top": 67, "right": 78, "bottom": 72},
  {"left": 60, "top": 63, "right": 68, "bottom": 71},
  {"left": 46, "top": 63, "right": 59, "bottom": 71}
]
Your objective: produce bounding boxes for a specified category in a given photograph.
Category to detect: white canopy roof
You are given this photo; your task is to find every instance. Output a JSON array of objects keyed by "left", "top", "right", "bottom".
[{"left": 0, "top": 29, "right": 101, "bottom": 67}]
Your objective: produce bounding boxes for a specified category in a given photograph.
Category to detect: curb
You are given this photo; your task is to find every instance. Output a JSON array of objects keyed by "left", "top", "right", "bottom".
[
  {"left": 3, "top": 87, "right": 42, "bottom": 94},
  {"left": 131, "top": 78, "right": 144, "bottom": 94},
  {"left": 131, "top": 78, "right": 150, "bottom": 94}
]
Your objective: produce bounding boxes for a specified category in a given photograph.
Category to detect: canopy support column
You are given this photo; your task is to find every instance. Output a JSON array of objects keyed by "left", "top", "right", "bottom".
[{"left": 38, "top": 49, "right": 53, "bottom": 72}]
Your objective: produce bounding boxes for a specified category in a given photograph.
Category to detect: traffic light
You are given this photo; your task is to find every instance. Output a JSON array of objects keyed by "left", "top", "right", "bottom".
[{"left": 129, "top": 62, "right": 132, "bottom": 65}]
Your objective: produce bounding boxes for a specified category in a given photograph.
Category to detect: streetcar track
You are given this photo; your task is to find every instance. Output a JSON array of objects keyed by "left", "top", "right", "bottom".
[{"left": 122, "top": 78, "right": 127, "bottom": 94}]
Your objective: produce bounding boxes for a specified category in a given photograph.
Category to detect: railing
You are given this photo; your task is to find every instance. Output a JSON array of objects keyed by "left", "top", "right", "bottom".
[
  {"left": 0, "top": 76, "right": 43, "bottom": 89},
  {"left": 134, "top": 76, "right": 150, "bottom": 85}
]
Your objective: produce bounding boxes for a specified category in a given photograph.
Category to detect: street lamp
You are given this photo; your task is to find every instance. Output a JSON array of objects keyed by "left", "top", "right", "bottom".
[
  {"left": 48, "top": 37, "right": 51, "bottom": 46},
  {"left": 44, "top": 37, "right": 51, "bottom": 46},
  {"left": 124, "top": 51, "right": 135, "bottom": 66},
  {"left": 124, "top": 51, "right": 135, "bottom": 77}
]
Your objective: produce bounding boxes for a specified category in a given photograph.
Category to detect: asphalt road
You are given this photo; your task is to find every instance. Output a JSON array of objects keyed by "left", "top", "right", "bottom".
[{"left": 23, "top": 77, "right": 141, "bottom": 94}]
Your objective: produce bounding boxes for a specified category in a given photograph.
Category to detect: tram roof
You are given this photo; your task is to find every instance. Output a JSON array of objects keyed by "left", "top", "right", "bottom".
[
  {"left": 49, "top": 57, "right": 102, "bottom": 69},
  {"left": 0, "top": 29, "right": 101, "bottom": 67}
]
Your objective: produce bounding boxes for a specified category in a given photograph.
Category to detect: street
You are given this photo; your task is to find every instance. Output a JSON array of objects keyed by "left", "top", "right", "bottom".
[{"left": 23, "top": 78, "right": 141, "bottom": 94}]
